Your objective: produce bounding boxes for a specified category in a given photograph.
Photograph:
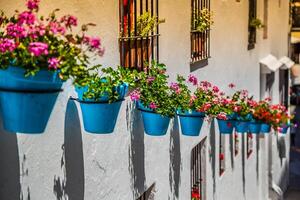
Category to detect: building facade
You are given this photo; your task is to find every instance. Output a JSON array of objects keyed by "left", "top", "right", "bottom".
[{"left": 0, "top": 0, "right": 292, "bottom": 200}]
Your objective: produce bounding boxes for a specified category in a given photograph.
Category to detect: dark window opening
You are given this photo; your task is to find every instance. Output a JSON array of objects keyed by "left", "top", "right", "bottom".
[
  {"left": 191, "top": 138, "right": 207, "bottom": 200},
  {"left": 119, "top": 0, "right": 160, "bottom": 70},
  {"left": 248, "top": 0, "right": 257, "bottom": 50},
  {"left": 219, "top": 134, "right": 225, "bottom": 176},
  {"left": 191, "top": 0, "right": 211, "bottom": 63},
  {"left": 247, "top": 133, "right": 253, "bottom": 158}
]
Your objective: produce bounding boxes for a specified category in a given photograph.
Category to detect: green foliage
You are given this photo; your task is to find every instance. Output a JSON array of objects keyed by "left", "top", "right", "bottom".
[
  {"left": 76, "top": 66, "right": 138, "bottom": 103},
  {"left": 193, "top": 8, "right": 214, "bottom": 32},
  {"left": 249, "top": 18, "right": 264, "bottom": 29},
  {"left": 136, "top": 61, "right": 175, "bottom": 117}
]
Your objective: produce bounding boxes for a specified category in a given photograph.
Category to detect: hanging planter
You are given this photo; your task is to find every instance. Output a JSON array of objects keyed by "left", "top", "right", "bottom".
[
  {"left": 138, "top": 102, "right": 170, "bottom": 136},
  {"left": 177, "top": 111, "right": 204, "bottom": 136},
  {"left": 74, "top": 66, "right": 134, "bottom": 134},
  {"left": 248, "top": 122, "right": 262, "bottom": 134},
  {"left": 217, "top": 119, "right": 235, "bottom": 134},
  {"left": 0, "top": 67, "right": 62, "bottom": 133},
  {"left": 260, "top": 123, "right": 271, "bottom": 133},
  {"left": 0, "top": 0, "right": 107, "bottom": 134},
  {"left": 77, "top": 99, "right": 123, "bottom": 134},
  {"left": 235, "top": 121, "right": 250, "bottom": 133}
]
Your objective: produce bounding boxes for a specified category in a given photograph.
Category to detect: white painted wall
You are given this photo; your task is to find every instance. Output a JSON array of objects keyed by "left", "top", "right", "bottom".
[{"left": 0, "top": 0, "right": 291, "bottom": 200}]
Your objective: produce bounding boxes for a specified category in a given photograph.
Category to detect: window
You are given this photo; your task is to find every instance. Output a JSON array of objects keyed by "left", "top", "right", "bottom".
[
  {"left": 246, "top": 133, "right": 253, "bottom": 158},
  {"left": 119, "top": 0, "right": 160, "bottom": 70},
  {"left": 191, "top": 138, "right": 207, "bottom": 200},
  {"left": 248, "top": 0, "right": 257, "bottom": 50},
  {"left": 191, "top": 0, "right": 211, "bottom": 63},
  {"left": 219, "top": 134, "right": 225, "bottom": 176}
]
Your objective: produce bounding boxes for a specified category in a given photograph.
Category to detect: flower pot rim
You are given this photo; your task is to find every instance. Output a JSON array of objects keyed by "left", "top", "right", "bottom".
[
  {"left": 73, "top": 97, "right": 125, "bottom": 104},
  {"left": 138, "top": 107, "right": 171, "bottom": 118},
  {"left": 176, "top": 110, "right": 205, "bottom": 117},
  {"left": 0, "top": 87, "right": 63, "bottom": 93}
]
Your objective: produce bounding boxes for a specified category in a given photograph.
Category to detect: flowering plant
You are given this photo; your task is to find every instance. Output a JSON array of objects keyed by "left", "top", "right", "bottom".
[
  {"left": 193, "top": 8, "right": 214, "bottom": 32},
  {"left": 76, "top": 66, "right": 138, "bottom": 103},
  {"left": 0, "top": 0, "right": 104, "bottom": 83},
  {"left": 169, "top": 74, "right": 221, "bottom": 115},
  {"left": 129, "top": 61, "right": 175, "bottom": 117},
  {"left": 251, "top": 98, "right": 271, "bottom": 123},
  {"left": 269, "top": 104, "right": 293, "bottom": 129},
  {"left": 191, "top": 187, "right": 201, "bottom": 200}
]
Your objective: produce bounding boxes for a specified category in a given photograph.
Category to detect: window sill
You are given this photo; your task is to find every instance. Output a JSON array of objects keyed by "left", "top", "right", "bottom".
[{"left": 190, "top": 58, "right": 209, "bottom": 72}]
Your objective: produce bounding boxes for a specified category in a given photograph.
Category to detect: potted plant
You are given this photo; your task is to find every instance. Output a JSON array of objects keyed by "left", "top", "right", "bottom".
[
  {"left": 249, "top": 98, "right": 273, "bottom": 134},
  {"left": 0, "top": 0, "right": 104, "bottom": 133},
  {"left": 130, "top": 61, "right": 175, "bottom": 136},
  {"left": 270, "top": 104, "right": 293, "bottom": 134},
  {"left": 212, "top": 84, "right": 237, "bottom": 134},
  {"left": 230, "top": 89, "right": 252, "bottom": 133},
  {"left": 75, "top": 66, "right": 137, "bottom": 134},
  {"left": 170, "top": 75, "right": 221, "bottom": 136},
  {"left": 193, "top": 8, "right": 214, "bottom": 32}
]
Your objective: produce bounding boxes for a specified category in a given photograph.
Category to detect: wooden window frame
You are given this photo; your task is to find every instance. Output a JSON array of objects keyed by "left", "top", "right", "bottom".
[
  {"left": 248, "top": 0, "right": 257, "bottom": 50},
  {"left": 119, "top": 0, "right": 159, "bottom": 70},
  {"left": 191, "top": 0, "right": 211, "bottom": 63}
]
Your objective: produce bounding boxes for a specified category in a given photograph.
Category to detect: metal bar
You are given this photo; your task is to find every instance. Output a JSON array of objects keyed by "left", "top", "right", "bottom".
[
  {"left": 156, "top": 0, "right": 159, "bottom": 63},
  {"left": 151, "top": 0, "right": 154, "bottom": 61},
  {"left": 128, "top": 0, "right": 132, "bottom": 67},
  {"left": 139, "top": 0, "right": 144, "bottom": 70},
  {"left": 145, "top": 0, "right": 149, "bottom": 69},
  {"left": 134, "top": 0, "right": 137, "bottom": 69}
]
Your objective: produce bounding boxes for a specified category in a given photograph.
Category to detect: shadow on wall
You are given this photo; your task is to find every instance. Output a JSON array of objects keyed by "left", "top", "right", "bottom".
[
  {"left": 256, "top": 136, "right": 260, "bottom": 182},
  {"left": 169, "top": 118, "right": 181, "bottom": 199},
  {"left": 127, "top": 102, "right": 146, "bottom": 199},
  {"left": 0, "top": 115, "right": 21, "bottom": 200},
  {"left": 209, "top": 120, "right": 216, "bottom": 198},
  {"left": 241, "top": 135, "right": 246, "bottom": 196},
  {"left": 53, "top": 100, "right": 85, "bottom": 200}
]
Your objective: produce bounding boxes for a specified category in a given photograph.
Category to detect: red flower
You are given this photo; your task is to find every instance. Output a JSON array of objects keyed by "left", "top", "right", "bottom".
[
  {"left": 219, "top": 153, "right": 224, "bottom": 161},
  {"left": 192, "top": 189, "right": 201, "bottom": 200}
]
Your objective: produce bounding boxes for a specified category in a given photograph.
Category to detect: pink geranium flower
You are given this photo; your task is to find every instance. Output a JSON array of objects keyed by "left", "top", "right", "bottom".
[
  {"left": 18, "top": 11, "right": 36, "bottom": 25},
  {"left": 188, "top": 74, "right": 198, "bottom": 86},
  {"left": 228, "top": 83, "right": 235, "bottom": 88},
  {"left": 6, "top": 23, "right": 27, "bottom": 38},
  {"left": 61, "top": 15, "right": 78, "bottom": 28},
  {"left": 48, "top": 57, "right": 60, "bottom": 70},
  {"left": 26, "top": 0, "right": 40, "bottom": 11},
  {"left": 0, "top": 38, "right": 17, "bottom": 53},
  {"left": 149, "top": 102, "right": 158, "bottom": 109},
  {"left": 28, "top": 42, "right": 48, "bottom": 56},
  {"left": 129, "top": 90, "right": 140, "bottom": 101}
]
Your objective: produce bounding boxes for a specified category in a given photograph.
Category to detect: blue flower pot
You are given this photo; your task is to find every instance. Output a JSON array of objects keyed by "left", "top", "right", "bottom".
[
  {"left": 248, "top": 122, "right": 261, "bottom": 134},
  {"left": 0, "top": 66, "right": 62, "bottom": 133},
  {"left": 260, "top": 123, "right": 271, "bottom": 133},
  {"left": 75, "top": 83, "right": 128, "bottom": 102},
  {"left": 79, "top": 100, "right": 123, "bottom": 134},
  {"left": 235, "top": 121, "right": 249, "bottom": 133},
  {"left": 177, "top": 111, "right": 205, "bottom": 136},
  {"left": 217, "top": 119, "right": 235, "bottom": 134},
  {"left": 138, "top": 102, "right": 171, "bottom": 136},
  {"left": 279, "top": 126, "right": 289, "bottom": 134}
]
